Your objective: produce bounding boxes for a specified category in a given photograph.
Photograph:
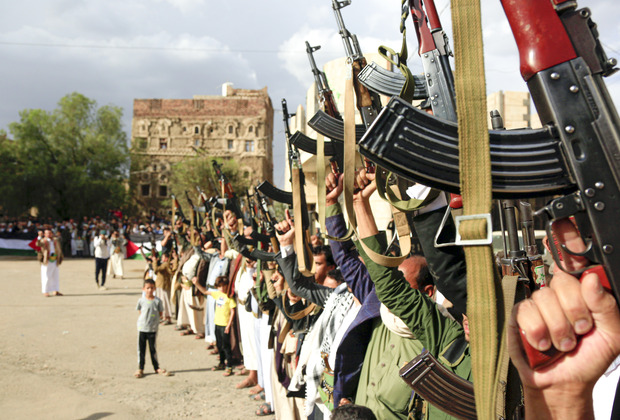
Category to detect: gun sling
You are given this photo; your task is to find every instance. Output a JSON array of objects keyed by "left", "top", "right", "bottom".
[{"left": 450, "top": 1, "right": 500, "bottom": 418}]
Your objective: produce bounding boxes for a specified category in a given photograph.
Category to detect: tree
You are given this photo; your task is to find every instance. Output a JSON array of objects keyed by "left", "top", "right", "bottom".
[{"left": 3, "top": 92, "right": 129, "bottom": 219}]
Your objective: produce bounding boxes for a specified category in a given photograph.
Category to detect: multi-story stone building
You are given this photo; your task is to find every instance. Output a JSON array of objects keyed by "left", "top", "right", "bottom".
[{"left": 131, "top": 83, "right": 273, "bottom": 215}]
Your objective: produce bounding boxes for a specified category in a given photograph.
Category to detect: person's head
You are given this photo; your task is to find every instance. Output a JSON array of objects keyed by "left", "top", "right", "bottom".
[
  {"left": 398, "top": 255, "right": 434, "bottom": 298},
  {"left": 312, "top": 245, "right": 336, "bottom": 285},
  {"left": 215, "top": 275, "right": 229, "bottom": 291},
  {"left": 44, "top": 229, "right": 53, "bottom": 239},
  {"left": 111, "top": 231, "right": 119, "bottom": 238},
  {"left": 323, "top": 268, "right": 344, "bottom": 289},
  {"left": 330, "top": 403, "right": 377, "bottom": 420},
  {"left": 143, "top": 279, "right": 156, "bottom": 297}
]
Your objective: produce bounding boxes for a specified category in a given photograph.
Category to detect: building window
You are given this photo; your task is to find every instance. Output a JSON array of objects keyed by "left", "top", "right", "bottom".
[
  {"left": 152, "top": 164, "right": 157, "bottom": 172},
  {"left": 195, "top": 139, "right": 201, "bottom": 147},
  {"left": 141, "top": 185, "right": 150, "bottom": 197},
  {"left": 228, "top": 126, "right": 233, "bottom": 134},
  {"left": 228, "top": 140, "right": 234, "bottom": 150},
  {"left": 136, "top": 138, "right": 147, "bottom": 149},
  {"left": 194, "top": 126, "right": 200, "bottom": 134},
  {"left": 248, "top": 126, "right": 254, "bottom": 133},
  {"left": 245, "top": 140, "right": 254, "bottom": 152},
  {"left": 243, "top": 171, "right": 250, "bottom": 179},
  {"left": 159, "top": 138, "right": 167, "bottom": 149},
  {"left": 159, "top": 185, "right": 168, "bottom": 197}
]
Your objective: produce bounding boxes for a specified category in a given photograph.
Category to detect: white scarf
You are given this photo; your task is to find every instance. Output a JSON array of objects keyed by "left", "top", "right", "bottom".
[
  {"left": 380, "top": 303, "right": 416, "bottom": 339},
  {"left": 288, "top": 283, "right": 354, "bottom": 416}
]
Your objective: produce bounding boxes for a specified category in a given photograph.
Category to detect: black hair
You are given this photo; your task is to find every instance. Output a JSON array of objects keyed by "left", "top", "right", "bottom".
[
  {"left": 331, "top": 404, "right": 377, "bottom": 420},
  {"left": 143, "top": 279, "right": 155, "bottom": 287},
  {"left": 312, "top": 245, "right": 335, "bottom": 267},
  {"left": 416, "top": 263, "right": 434, "bottom": 289},
  {"left": 214, "top": 275, "right": 229, "bottom": 287},
  {"left": 326, "top": 268, "right": 344, "bottom": 285}
]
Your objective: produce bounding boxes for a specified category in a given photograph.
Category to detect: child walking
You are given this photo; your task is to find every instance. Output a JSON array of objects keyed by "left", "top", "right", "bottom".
[
  {"left": 135, "top": 279, "right": 172, "bottom": 378},
  {"left": 194, "top": 275, "right": 236, "bottom": 376}
]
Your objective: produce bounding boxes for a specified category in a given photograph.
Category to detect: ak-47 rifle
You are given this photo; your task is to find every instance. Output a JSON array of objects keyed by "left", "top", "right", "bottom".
[
  {"left": 306, "top": 41, "right": 341, "bottom": 121},
  {"left": 358, "top": 59, "right": 428, "bottom": 99},
  {"left": 332, "top": 0, "right": 383, "bottom": 128},
  {"left": 360, "top": 0, "right": 618, "bottom": 369},
  {"left": 185, "top": 190, "right": 198, "bottom": 231},
  {"left": 304, "top": 39, "right": 366, "bottom": 143},
  {"left": 400, "top": 349, "right": 476, "bottom": 420},
  {"left": 408, "top": 0, "right": 457, "bottom": 120},
  {"left": 257, "top": 99, "right": 295, "bottom": 206},
  {"left": 212, "top": 160, "right": 244, "bottom": 220}
]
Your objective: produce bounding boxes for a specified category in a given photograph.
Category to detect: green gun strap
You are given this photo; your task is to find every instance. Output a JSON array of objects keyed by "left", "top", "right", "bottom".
[
  {"left": 375, "top": 169, "right": 441, "bottom": 212},
  {"left": 292, "top": 163, "right": 314, "bottom": 277},
  {"left": 451, "top": 1, "right": 500, "bottom": 419},
  {"left": 357, "top": 201, "right": 412, "bottom": 267},
  {"left": 342, "top": 65, "right": 358, "bottom": 234},
  {"left": 495, "top": 275, "right": 527, "bottom": 419},
  {"left": 377, "top": 0, "right": 416, "bottom": 102}
]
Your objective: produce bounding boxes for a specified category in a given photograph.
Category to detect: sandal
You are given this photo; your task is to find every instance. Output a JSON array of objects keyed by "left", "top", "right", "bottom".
[
  {"left": 255, "top": 403, "right": 274, "bottom": 416},
  {"left": 252, "top": 391, "right": 265, "bottom": 401},
  {"left": 174, "top": 325, "right": 187, "bottom": 331},
  {"left": 180, "top": 330, "right": 195, "bottom": 336},
  {"left": 222, "top": 367, "right": 234, "bottom": 377},
  {"left": 209, "top": 348, "right": 219, "bottom": 355},
  {"left": 156, "top": 368, "right": 173, "bottom": 376},
  {"left": 211, "top": 363, "right": 226, "bottom": 371},
  {"left": 134, "top": 369, "right": 144, "bottom": 378},
  {"left": 194, "top": 334, "right": 205, "bottom": 340}
]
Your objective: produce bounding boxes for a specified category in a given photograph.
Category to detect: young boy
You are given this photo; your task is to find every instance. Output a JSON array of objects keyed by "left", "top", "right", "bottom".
[
  {"left": 135, "top": 279, "right": 171, "bottom": 378},
  {"left": 194, "top": 275, "right": 236, "bottom": 376}
]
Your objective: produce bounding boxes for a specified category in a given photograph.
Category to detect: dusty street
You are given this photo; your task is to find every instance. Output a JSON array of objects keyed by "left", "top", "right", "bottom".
[{"left": 0, "top": 257, "right": 262, "bottom": 419}]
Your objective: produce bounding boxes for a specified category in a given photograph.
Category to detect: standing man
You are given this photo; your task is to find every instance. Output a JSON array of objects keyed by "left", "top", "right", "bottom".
[
  {"left": 40, "top": 228, "right": 63, "bottom": 297},
  {"left": 93, "top": 231, "right": 110, "bottom": 290}
]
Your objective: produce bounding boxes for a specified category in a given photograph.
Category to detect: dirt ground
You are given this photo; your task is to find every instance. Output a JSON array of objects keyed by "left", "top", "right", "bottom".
[{"left": 0, "top": 256, "right": 265, "bottom": 420}]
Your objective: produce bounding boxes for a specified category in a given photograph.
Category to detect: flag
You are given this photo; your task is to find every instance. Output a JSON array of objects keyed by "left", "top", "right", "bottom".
[
  {"left": 126, "top": 240, "right": 140, "bottom": 259},
  {"left": 28, "top": 237, "right": 40, "bottom": 252}
]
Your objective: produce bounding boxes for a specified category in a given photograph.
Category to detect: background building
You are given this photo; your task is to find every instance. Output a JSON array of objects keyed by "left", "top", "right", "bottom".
[{"left": 131, "top": 83, "right": 273, "bottom": 215}]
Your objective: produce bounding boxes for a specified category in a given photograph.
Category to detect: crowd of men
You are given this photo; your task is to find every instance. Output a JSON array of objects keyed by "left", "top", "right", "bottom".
[{"left": 130, "top": 168, "right": 620, "bottom": 420}]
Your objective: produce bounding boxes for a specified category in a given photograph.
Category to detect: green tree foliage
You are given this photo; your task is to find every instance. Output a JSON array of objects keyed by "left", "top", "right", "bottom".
[{"left": 3, "top": 93, "right": 129, "bottom": 219}]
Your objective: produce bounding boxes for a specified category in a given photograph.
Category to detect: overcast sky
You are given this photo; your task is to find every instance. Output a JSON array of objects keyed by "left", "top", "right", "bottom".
[{"left": 1, "top": 0, "right": 619, "bottom": 188}]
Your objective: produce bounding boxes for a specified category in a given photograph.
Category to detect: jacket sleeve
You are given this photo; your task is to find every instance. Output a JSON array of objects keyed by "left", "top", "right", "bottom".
[
  {"left": 325, "top": 203, "right": 373, "bottom": 302},
  {"left": 275, "top": 253, "right": 333, "bottom": 307},
  {"left": 357, "top": 233, "right": 464, "bottom": 358}
]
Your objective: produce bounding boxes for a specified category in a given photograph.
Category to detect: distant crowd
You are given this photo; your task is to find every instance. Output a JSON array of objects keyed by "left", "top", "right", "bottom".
[{"left": 0, "top": 215, "right": 173, "bottom": 257}]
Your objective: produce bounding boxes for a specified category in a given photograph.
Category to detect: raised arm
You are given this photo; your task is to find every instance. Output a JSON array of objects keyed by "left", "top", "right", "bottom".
[
  {"left": 274, "top": 214, "right": 333, "bottom": 307},
  {"left": 325, "top": 172, "right": 373, "bottom": 302},
  {"left": 508, "top": 218, "right": 620, "bottom": 420}
]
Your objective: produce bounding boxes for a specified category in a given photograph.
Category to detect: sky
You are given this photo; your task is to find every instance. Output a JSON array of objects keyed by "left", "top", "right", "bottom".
[{"left": 1, "top": 0, "right": 620, "bottom": 189}]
